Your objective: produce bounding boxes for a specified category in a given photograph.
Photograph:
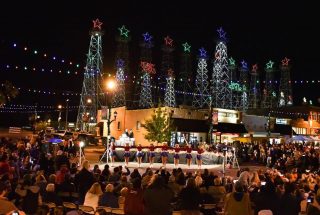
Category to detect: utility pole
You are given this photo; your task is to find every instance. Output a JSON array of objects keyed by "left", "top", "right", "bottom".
[{"left": 65, "top": 99, "right": 69, "bottom": 130}]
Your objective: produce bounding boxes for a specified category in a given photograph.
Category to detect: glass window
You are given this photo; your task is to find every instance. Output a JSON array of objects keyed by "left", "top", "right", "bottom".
[{"left": 136, "top": 121, "right": 141, "bottom": 130}]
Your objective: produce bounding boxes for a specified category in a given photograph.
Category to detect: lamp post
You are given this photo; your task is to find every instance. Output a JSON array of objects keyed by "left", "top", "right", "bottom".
[
  {"left": 65, "top": 99, "right": 69, "bottom": 130},
  {"left": 58, "top": 105, "right": 62, "bottom": 130},
  {"left": 101, "top": 78, "right": 117, "bottom": 163},
  {"left": 79, "top": 141, "right": 85, "bottom": 166}
]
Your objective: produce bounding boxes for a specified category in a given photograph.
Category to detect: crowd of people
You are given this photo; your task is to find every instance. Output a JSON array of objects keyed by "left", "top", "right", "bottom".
[{"left": 0, "top": 134, "right": 320, "bottom": 215}]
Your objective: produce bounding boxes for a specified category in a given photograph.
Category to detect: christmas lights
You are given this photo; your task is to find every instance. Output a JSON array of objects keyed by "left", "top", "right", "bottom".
[
  {"left": 164, "top": 36, "right": 173, "bottom": 46},
  {"left": 182, "top": 42, "right": 191, "bottom": 53},
  {"left": 118, "top": 25, "right": 130, "bottom": 38},
  {"left": 92, "top": 18, "right": 103, "bottom": 30}
]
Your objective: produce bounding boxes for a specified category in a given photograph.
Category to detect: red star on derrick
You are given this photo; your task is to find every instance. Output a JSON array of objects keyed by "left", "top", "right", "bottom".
[
  {"left": 164, "top": 36, "right": 173, "bottom": 46},
  {"left": 252, "top": 64, "right": 258, "bottom": 72},
  {"left": 167, "top": 68, "right": 174, "bottom": 77},
  {"left": 141, "top": 61, "right": 156, "bottom": 74},
  {"left": 281, "top": 57, "right": 290, "bottom": 66},
  {"left": 92, "top": 18, "right": 103, "bottom": 30}
]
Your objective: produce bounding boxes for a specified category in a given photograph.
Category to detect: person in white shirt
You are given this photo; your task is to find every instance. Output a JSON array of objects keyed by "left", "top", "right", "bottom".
[{"left": 84, "top": 182, "right": 103, "bottom": 211}]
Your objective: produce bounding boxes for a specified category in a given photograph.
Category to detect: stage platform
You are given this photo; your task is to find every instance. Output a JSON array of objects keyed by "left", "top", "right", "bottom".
[{"left": 92, "top": 161, "right": 224, "bottom": 172}]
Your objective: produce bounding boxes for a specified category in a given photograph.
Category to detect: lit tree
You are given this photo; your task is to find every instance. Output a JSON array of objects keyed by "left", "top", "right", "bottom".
[
  {"left": 142, "top": 106, "right": 175, "bottom": 144},
  {"left": 0, "top": 81, "right": 19, "bottom": 106}
]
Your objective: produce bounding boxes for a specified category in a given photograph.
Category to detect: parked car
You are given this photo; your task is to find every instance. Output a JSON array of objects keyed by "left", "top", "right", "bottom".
[
  {"left": 76, "top": 132, "right": 98, "bottom": 146},
  {"left": 52, "top": 130, "right": 73, "bottom": 140}
]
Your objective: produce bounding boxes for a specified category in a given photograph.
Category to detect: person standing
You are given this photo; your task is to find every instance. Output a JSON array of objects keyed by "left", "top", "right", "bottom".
[
  {"left": 124, "top": 143, "right": 131, "bottom": 167},
  {"left": 161, "top": 144, "right": 169, "bottom": 167},
  {"left": 74, "top": 160, "right": 95, "bottom": 204},
  {"left": 185, "top": 144, "right": 193, "bottom": 169},
  {"left": 197, "top": 146, "right": 204, "bottom": 169},
  {"left": 148, "top": 143, "right": 155, "bottom": 168},
  {"left": 136, "top": 144, "right": 143, "bottom": 167},
  {"left": 173, "top": 144, "right": 180, "bottom": 168}
]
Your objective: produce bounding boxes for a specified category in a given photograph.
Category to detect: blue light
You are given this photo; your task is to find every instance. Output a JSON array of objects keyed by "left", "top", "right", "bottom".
[
  {"left": 217, "top": 27, "right": 227, "bottom": 40},
  {"left": 241, "top": 60, "right": 248, "bottom": 69},
  {"left": 142, "top": 32, "right": 152, "bottom": 43},
  {"left": 116, "top": 59, "right": 125, "bottom": 68},
  {"left": 199, "top": 47, "right": 207, "bottom": 58}
]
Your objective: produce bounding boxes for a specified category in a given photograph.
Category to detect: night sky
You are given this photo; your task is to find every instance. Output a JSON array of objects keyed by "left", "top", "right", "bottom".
[{"left": 0, "top": 1, "right": 319, "bottom": 126}]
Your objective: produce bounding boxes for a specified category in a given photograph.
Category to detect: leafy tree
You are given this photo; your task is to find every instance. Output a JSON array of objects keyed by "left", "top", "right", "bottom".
[
  {"left": 0, "top": 81, "right": 19, "bottom": 105},
  {"left": 142, "top": 106, "right": 175, "bottom": 144}
]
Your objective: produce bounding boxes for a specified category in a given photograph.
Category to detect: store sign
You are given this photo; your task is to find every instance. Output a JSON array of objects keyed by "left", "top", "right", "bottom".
[{"left": 276, "top": 118, "right": 288, "bottom": 125}]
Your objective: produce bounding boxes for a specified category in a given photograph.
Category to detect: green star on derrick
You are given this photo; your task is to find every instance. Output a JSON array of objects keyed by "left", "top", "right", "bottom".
[
  {"left": 118, "top": 25, "right": 130, "bottom": 38},
  {"left": 229, "top": 57, "right": 236, "bottom": 66},
  {"left": 182, "top": 42, "right": 191, "bottom": 53},
  {"left": 266, "top": 60, "right": 274, "bottom": 69}
]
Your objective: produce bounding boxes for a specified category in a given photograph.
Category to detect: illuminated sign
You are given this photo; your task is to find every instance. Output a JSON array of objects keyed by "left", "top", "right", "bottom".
[{"left": 276, "top": 118, "right": 288, "bottom": 125}]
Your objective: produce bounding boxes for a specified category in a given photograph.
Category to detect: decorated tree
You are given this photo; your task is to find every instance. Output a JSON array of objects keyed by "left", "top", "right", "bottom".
[
  {"left": 142, "top": 106, "right": 175, "bottom": 144},
  {"left": 0, "top": 81, "right": 19, "bottom": 106}
]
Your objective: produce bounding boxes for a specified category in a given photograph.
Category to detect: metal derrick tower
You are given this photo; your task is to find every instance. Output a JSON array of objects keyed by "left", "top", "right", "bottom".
[
  {"left": 158, "top": 36, "right": 174, "bottom": 103},
  {"left": 192, "top": 48, "right": 210, "bottom": 108},
  {"left": 261, "top": 60, "right": 277, "bottom": 108},
  {"left": 248, "top": 64, "right": 261, "bottom": 109},
  {"left": 164, "top": 69, "right": 176, "bottom": 107},
  {"left": 211, "top": 27, "right": 232, "bottom": 109},
  {"left": 76, "top": 19, "right": 104, "bottom": 131},
  {"left": 139, "top": 62, "right": 155, "bottom": 108},
  {"left": 228, "top": 57, "right": 239, "bottom": 109},
  {"left": 278, "top": 57, "right": 293, "bottom": 106},
  {"left": 178, "top": 42, "right": 193, "bottom": 106},
  {"left": 112, "top": 25, "right": 130, "bottom": 107},
  {"left": 239, "top": 60, "right": 249, "bottom": 111},
  {"left": 112, "top": 59, "right": 126, "bottom": 107},
  {"left": 133, "top": 32, "right": 153, "bottom": 108}
]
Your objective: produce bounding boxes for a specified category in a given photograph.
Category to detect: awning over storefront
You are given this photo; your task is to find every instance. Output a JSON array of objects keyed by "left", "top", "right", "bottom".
[
  {"left": 273, "top": 124, "right": 296, "bottom": 136},
  {"left": 212, "top": 122, "right": 248, "bottom": 134},
  {"left": 172, "top": 118, "right": 209, "bottom": 133}
]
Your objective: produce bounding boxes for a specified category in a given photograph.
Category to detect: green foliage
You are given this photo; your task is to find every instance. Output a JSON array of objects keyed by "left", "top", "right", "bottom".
[
  {"left": 142, "top": 107, "right": 175, "bottom": 143},
  {"left": 34, "top": 121, "right": 48, "bottom": 131},
  {"left": 0, "top": 81, "right": 19, "bottom": 105}
]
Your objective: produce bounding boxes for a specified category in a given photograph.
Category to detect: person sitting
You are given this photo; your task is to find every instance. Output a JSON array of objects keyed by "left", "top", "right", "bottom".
[
  {"left": 208, "top": 177, "right": 227, "bottom": 203},
  {"left": 98, "top": 184, "right": 119, "bottom": 208},
  {"left": 0, "top": 181, "right": 18, "bottom": 215},
  {"left": 42, "top": 183, "right": 63, "bottom": 206},
  {"left": 84, "top": 182, "right": 103, "bottom": 210}
]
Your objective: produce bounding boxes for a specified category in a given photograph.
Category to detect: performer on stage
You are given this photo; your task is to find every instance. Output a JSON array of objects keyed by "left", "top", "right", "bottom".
[
  {"left": 197, "top": 145, "right": 204, "bottom": 169},
  {"left": 124, "top": 143, "right": 130, "bottom": 167},
  {"left": 109, "top": 141, "right": 116, "bottom": 166},
  {"left": 161, "top": 143, "right": 169, "bottom": 167},
  {"left": 148, "top": 143, "right": 155, "bottom": 168},
  {"left": 136, "top": 144, "right": 143, "bottom": 167},
  {"left": 173, "top": 144, "right": 180, "bottom": 168},
  {"left": 185, "top": 143, "right": 193, "bottom": 168}
]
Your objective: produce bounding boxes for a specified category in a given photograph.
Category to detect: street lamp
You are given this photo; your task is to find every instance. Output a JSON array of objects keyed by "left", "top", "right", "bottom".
[
  {"left": 79, "top": 141, "right": 85, "bottom": 166},
  {"left": 58, "top": 105, "right": 62, "bottom": 130},
  {"left": 99, "top": 78, "right": 117, "bottom": 163},
  {"left": 65, "top": 99, "right": 69, "bottom": 130}
]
